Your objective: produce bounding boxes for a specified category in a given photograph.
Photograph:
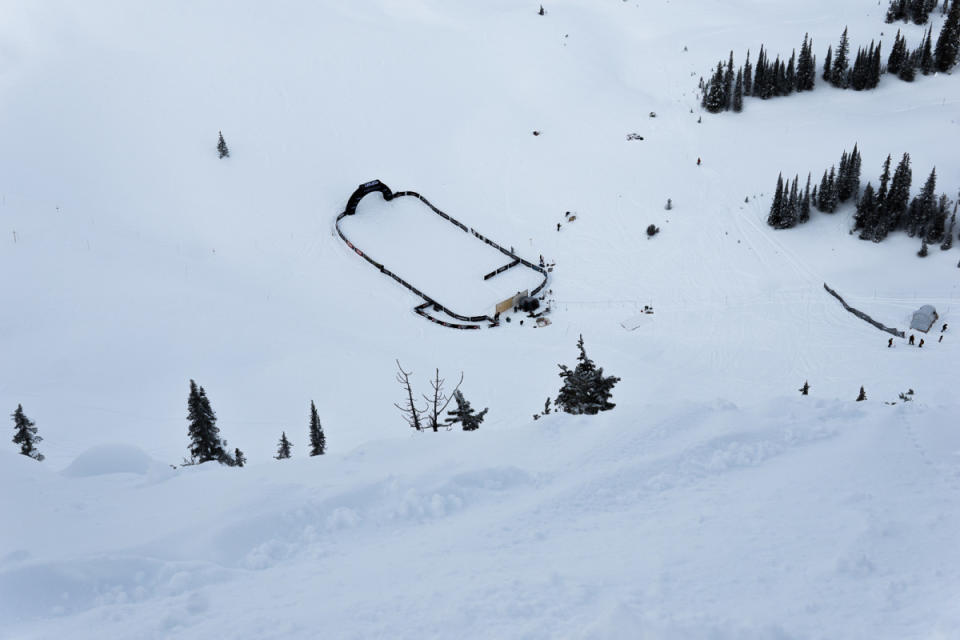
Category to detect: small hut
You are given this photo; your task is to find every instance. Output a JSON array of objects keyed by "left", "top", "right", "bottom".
[{"left": 910, "top": 305, "right": 939, "bottom": 333}]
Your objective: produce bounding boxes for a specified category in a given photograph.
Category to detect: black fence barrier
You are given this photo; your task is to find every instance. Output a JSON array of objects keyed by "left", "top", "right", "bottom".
[
  {"left": 823, "top": 283, "right": 905, "bottom": 338},
  {"left": 484, "top": 260, "right": 521, "bottom": 281},
  {"left": 336, "top": 180, "right": 549, "bottom": 329}
]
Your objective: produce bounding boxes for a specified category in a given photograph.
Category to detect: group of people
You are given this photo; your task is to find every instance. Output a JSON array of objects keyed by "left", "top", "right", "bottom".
[{"left": 889, "top": 323, "right": 948, "bottom": 348}]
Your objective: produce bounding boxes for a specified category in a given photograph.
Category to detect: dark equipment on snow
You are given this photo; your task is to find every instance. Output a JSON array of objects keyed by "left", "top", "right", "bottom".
[{"left": 516, "top": 296, "right": 540, "bottom": 313}]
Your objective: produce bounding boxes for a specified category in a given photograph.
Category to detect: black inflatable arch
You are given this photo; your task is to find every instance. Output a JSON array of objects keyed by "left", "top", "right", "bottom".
[{"left": 343, "top": 180, "right": 394, "bottom": 216}]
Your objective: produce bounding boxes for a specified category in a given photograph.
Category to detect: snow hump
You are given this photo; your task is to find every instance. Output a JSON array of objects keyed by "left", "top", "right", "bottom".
[{"left": 61, "top": 444, "right": 166, "bottom": 478}]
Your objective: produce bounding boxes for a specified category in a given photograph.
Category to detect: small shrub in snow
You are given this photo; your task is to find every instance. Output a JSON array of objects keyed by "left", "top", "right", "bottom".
[
  {"left": 856, "top": 386, "right": 867, "bottom": 402},
  {"left": 646, "top": 224, "right": 660, "bottom": 237}
]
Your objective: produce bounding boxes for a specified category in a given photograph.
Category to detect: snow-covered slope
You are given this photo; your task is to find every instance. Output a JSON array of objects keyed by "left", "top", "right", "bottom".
[
  {"left": 4, "top": 400, "right": 960, "bottom": 639},
  {"left": 2, "top": 0, "right": 959, "bottom": 637}
]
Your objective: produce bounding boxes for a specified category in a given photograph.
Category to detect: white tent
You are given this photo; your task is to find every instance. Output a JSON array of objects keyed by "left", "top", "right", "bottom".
[{"left": 910, "top": 305, "right": 938, "bottom": 333}]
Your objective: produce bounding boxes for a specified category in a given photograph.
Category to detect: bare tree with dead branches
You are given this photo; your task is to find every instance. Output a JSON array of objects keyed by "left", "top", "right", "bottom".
[
  {"left": 394, "top": 360, "right": 424, "bottom": 431},
  {"left": 422, "top": 368, "right": 463, "bottom": 432}
]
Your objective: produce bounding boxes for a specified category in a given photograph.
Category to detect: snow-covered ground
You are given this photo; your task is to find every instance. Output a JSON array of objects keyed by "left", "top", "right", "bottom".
[{"left": 2, "top": 0, "right": 960, "bottom": 637}]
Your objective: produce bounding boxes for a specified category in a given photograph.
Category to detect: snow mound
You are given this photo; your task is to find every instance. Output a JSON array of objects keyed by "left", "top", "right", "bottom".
[{"left": 61, "top": 444, "right": 170, "bottom": 478}]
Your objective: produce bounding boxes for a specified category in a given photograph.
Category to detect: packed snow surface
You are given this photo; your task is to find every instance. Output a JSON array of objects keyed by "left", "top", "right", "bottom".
[{"left": 2, "top": 0, "right": 960, "bottom": 637}]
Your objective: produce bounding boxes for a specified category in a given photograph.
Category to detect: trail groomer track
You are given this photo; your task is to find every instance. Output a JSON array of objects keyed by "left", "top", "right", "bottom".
[{"left": 336, "top": 180, "right": 549, "bottom": 329}]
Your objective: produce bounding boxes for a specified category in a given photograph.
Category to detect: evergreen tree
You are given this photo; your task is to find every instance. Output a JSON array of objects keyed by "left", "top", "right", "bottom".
[
  {"left": 724, "top": 51, "right": 735, "bottom": 109},
  {"left": 926, "top": 192, "right": 948, "bottom": 244},
  {"left": 911, "top": 168, "right": 939, "bottom": 239},
  {"left": 871, "top": 156, "right": 894, "bottom": 241},
  {"left": 942, "top": 212, "right": 956, "bottom": 250},
  {"left": 851, "top": 48, "right": 864, "bottom": 90},
  {"left": 234, "top": 447, "right": 246, "bottom": 467},
  {"left": 935, "top": 0, "right": 960, "bottom": 70},
  {"left": 797, "top": 34, "right": 814, "bottom": 90},
  {"left": 786, "top": 175, "right": 800, "bottom": 227},
  {"left": 217, "top": 131, "right": 229, "bottom": 159},
  {"left": 799, "top": 381, "right": 810, "bottom": 395},
  {"left": 817, "top": 169, "right": 830, "bottom": 212},
  {"left": 308, "top": 400, "right": 326, "bottom": 456},
  {"left": 11, "top": 404, "right": 44, "bottom": 461},
  {"left": 768, "top": 174, "right": 786, "bottom": 227},
  {"left": 837, "top": 151, "right": 850, "bottom": 198},
  {"left": 786, "top": 50, "right": 797, "bottom": 92},
  {"left": 732, "top": 69, "right": 744, "bottom": 112},
  {"left": 800, "top": 173, "right": 812, "bottom": 223},
  {"left": 444, "top": 390, "right": 488, "bottom": 431},
  {"left": 705, "top": 62, "right": 727, "bottom": 112},
  {"left": 543, "top": 397, "right": 552, "bottom": 415},
  {"left": 877, "top": 154, "right": 893, "bottom": 206},
  {"left": 898, "top": 52, "right": 917, "bottom": 81},
  {"left": 918, "top": 239, "right": 929, "bottom": 256},
  {"left": 832, "top": 27, "right": 851, "bottom": 87},
  {"left": 855, "top": 183, "right": 879, "bottom": 235},
  {"left": 838, "top": 144, "right": 861, "bottom": 203},
  {"left": 921, "top": 26, "right": 936, "bottom": 73},
  {"left": 823, "top": 166, "right": 838, "bottom": 212},
  {"left": 823, "top": 45, "right": 833, "bottom": 81},
  {"left": 556, "top": 335, "right": 621, "bottom": 415},
  {"left": 856, "top": 386, "right": 867, "bottom": 401},
  {"left": 887, "top": 0, "right": 908, "bottom": 22},
  {"left": 888, "top": 30, "right": 908, "bottom": 74},
  {"left": 743, "top": 50, "right": 753, "bottom": 96},
  {"left": 886, "top": 153, "right": 913, "bottom": 230},
  {"left": 774, "top": 57, "right": 787, "bottom": 95},
  {"left": 755, "top": 46, "right": 769, "bottom": 99},
  {"left": 871, "top": 41, "right": 883, "bottom": 88},
  {"left": 187, "top": 380, "right": 229, "bottom": 464},
  {"left": 275, "top": 431, "right": 292, "bottom": 459}
]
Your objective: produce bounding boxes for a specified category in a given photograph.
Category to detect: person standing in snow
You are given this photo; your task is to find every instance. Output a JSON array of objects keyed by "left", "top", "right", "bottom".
[
  {"left": 888, "top": 337, "right": 893, "bottom": 348},
  {"left": 909, "top": 334, "right": 915, "bottom": 345}
]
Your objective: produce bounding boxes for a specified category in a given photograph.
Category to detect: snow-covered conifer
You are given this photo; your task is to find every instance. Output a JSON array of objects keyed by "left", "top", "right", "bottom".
[
  {"left": 445, "top": 390, "right": 488, "bottom": 431},
  {"left": 275, "top": 432, "right": 292, "bottom": 459},
  {"left": 12, "top": 404, "right": 44, "bottom": 461},
  {"left": 217, "top": 131, "right": 230, "bottom": 158},
  {"left": 187, "top": 380, "right": 230, "bottom": 464},
  {"left": 308, "top": 400, "right": 326, "bottom": 456},
  {"left": 556, "top": 335, "right": 620, "bottom": 415}
]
